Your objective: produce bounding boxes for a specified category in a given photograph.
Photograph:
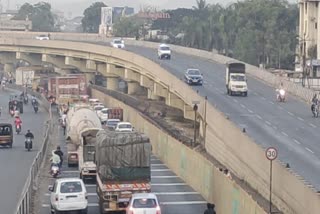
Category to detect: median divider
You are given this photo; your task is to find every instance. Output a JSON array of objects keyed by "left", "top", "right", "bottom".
[
  {"left": 91, "top": 87, "right": 267, "bottom": 214},
  {"left": 5, "top": 85, "right": 53, "bottom": 214}
]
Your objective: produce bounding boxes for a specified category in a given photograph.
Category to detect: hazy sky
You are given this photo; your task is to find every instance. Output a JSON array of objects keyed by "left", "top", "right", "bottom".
[{"left": 4, "top": 0, "right": 296, "bottom": 17}]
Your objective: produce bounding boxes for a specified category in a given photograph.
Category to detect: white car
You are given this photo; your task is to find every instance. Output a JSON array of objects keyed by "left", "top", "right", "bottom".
[
  {"left": 98, "top": 108, "right": 109, "bottom": 122},
  {"left": 49, "top": 178, "right": 88, "bottom": 214},
  {"left": 94, "top": 105, "right": 104, "bottom": 116},
  {"left": 36, "top": 35, "right": 50, "bottom": 40},
  {"left": 158, "top": 44, "right": 171, "bottom": 60},
  {"left": 89, "top": 98, "right": 99, "bottom": 106},
  {"left": 111, "top": 39, "right": 125, "bottom": 49},
  {"left": 126, "top": 193, "right": 161, "bottom": 214},
  {"left": 115, "top": 122, "right": 133, "bottom": 132}
]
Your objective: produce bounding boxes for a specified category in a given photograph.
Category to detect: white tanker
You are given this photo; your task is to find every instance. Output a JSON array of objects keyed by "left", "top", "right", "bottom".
[{"left": 66, "top": 104, "right": 102, "bottom": 182}]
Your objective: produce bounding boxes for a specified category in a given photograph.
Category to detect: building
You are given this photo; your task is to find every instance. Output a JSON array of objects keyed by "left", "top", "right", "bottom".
[
  {"left": 298, "top": 0, "right": 320, "bottom": 76},
  {"left": 0, "top": 10, "right": 31, "bottom": 31}
]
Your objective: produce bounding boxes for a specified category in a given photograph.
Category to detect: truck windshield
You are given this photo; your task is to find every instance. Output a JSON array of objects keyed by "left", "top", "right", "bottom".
[
  {"left": 231, "top": 75, "right": 246, "bottom": 81},
  {"left": 114, "top": 40, "right": 122, "bottom": 44}
]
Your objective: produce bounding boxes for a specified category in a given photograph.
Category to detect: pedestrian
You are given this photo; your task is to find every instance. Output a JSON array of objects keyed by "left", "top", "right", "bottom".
[{"left": 204, "top": 203, "right": 216, "bottom": 214}]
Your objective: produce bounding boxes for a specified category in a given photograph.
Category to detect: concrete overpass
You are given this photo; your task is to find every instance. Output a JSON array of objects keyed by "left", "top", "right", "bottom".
[{"left": 0, "top": 37, "right": 319, "bottom": 214}]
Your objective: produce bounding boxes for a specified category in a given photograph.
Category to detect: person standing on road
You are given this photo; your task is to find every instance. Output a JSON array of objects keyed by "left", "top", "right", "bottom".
[{"left": 204, "top": 203, "right": 216, "bottom": 214}]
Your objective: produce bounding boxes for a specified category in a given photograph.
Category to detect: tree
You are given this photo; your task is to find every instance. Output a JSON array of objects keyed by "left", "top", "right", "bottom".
[
  {"left": 113, "top": 16, "right": 144, "bottom": 37},
  {"left": 82, "top": 2, "right": 107, "bottom": 33},
  {"left": 13, "top": 2, "right": 57, "bottom": 32}
]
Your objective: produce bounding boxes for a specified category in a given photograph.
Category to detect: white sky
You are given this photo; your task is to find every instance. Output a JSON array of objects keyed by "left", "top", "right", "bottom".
[{"left": 4, "top": 0, "right": 297, "bottom": 17}]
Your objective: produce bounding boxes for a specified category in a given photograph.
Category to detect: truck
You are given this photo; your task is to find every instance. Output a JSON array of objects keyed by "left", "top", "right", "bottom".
[
  {"left": 66, "top": 104, "right": 102, "bottom": 182},
  {"left": 48, "top": 74, "right": 88, "bottom": 105},
  {"left": 96, "top": 129, "right": 151, "bottom": 213},
  {"left": 15, "top": 67, "right": 35, "bottom": 88},
  {"left": 226, "top": 62, "right": 248, "bottom": 96}
]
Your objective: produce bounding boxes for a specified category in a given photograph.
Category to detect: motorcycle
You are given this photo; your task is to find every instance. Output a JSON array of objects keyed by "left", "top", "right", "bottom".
[
  {"left": 32, "top": 99, "right": 37, "bottom": 107},
  {"left": 311, "top": 103, "right": 319, "bottom": 118},
  {"left": 10, "top": 109, "right": 14, "bottom": 117},
  {"left": 15, "top": 124, "right": 21, "bottom": 134},
  {"left": 277, "top": 89, "right": 286, "bottom": 102},
  {"left": 34, "top": 105, "right": 38, "bottom": 113},
  {"left": 50, "top": 163, "right": 60, "bottom": 178},
  {"left": 25, "top": 137, "right": 32, "bottom": 151},
  {"left": 24, "top": 96, "right": 28, "bottom": 104}
]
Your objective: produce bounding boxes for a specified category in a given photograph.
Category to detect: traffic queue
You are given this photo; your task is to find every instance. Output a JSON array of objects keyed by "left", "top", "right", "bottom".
[{"left": 0, "top": 92, "right": 38, "bottom": 151}]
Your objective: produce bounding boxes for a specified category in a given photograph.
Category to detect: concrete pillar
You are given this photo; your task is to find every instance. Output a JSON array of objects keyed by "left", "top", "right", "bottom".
[
  {"left": 147, "top": 89, "right": 160, "bottom": 100},
  {"left": 4, "top": 63, "right": 14, "bottom": 77},
  {"left": 127, "top": 81, "right": 140, "bottom": 95},
  {"left": 106, "top": 77, "right": 119, "bottom": 91}
]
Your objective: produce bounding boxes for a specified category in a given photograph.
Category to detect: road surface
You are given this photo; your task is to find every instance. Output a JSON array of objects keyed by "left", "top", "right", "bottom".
[
  {"left": 0, "top": 88, "right": 48, "bottom": 214},
  {"left": 38, "top": 119, "right": 207, "bottom": 214},
  {"left": 122, "top": 45, "right": 320, "bottom": 190}
]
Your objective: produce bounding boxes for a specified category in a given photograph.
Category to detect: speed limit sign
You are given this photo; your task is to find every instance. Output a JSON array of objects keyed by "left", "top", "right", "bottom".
[{"left": 266, "top": 147, "right": 278, "bottom": 161}]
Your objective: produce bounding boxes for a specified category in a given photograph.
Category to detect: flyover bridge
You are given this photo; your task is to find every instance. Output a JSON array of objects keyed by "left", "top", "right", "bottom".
[{"left": 0, "top": 34, "right": 319, "bottom": 214}]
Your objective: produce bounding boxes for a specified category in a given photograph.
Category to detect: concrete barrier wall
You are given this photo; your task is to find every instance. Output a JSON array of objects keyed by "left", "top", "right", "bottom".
[
  {"left": 0, "top": 38, "right": 319, "bottom": 214},
  {"left": 0, "top": 31, "right": 314, "bottom": 103},
  {"left": 91, "top": 88, "right": 267, "bottom": 214}
]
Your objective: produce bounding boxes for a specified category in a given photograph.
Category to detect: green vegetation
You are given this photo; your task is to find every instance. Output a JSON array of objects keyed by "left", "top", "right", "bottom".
[
  {"left": 13, "top": 2, "right": 57, "bottom": 32},
  {"left": 114, "top": 0, "right": 298, "bottom": 69},
  {"left": 82, "top": 2, "right": 107, "bottom": 33}
]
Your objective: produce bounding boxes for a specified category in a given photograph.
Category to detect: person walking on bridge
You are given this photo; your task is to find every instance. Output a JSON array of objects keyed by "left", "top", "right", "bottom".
[{"left": 204, "top": 203, "right": 216, "bottom": 214}]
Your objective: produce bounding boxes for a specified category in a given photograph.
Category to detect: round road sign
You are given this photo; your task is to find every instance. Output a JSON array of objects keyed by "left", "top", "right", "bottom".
[{"left": 266, "top": 147, "right": 278, "bottom": 161}]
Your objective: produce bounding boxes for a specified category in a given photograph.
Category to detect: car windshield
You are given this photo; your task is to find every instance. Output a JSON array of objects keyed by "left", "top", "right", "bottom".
[
  {"left": 95, "top": 106, "right": 103, "bottom": 111},
  {"left": 0, "top": 125, "right": 11, "bottom": 136},
  {"left": 60, "top": 181, "right": 82, "bottom": 193},
  {"left": 188, "top": 70, "right": 200, "bottom": 75},
  {"left": 118, "top": 124, "right": 132, "bottom": 129},
  {"left": 114, "top": 40, "right": 122, "bottom": 44},
  {"left": 133, "top": 198, "right": 157, "bottom": 208},
  {"left": 160, "top": 46, "right": 170, "bottom": 50},
  {"left": 231, "top": 75, "right": 246, "bottom": 81},
  {"left": 39, "top": 35, "right": 47, "bottom": 37}
]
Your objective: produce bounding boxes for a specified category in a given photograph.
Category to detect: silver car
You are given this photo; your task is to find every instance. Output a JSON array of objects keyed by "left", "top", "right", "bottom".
[{"left": 184, "top": 68, "right": 203, "bottom": 85}]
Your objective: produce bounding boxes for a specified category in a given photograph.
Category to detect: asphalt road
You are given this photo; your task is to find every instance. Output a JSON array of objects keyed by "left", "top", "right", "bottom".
[
  {"left": 121, "top": 45, "right": 320, "bottom": 190},
  {"left": 0, "top": 88, "right": 48, "bottom": 214},
  {"left": 39, "top": 123, "right": 207, "bottom": 214}
]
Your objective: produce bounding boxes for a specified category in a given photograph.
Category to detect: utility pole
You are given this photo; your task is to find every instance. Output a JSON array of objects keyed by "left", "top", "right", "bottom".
[{"left": 301, "top": 33, "right": 307, "bottom": 87}]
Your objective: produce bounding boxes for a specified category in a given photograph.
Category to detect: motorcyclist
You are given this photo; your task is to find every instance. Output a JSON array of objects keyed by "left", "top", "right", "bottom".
[
  {"left": 14, "top": 116, "right": 22, "bottom": 129},
  {"left": 276, "top": 82, "right": 285, "bottom": 100},
  {"left": 55, "top": 146, "right": 64, "bottom": 168},
  {"left": 25, "top": 130, "right": 34, "bottom": 139},
  {"left": 50, "top": 150, "right": 61, "bottom": 169},
  {"left": 311, "top": 94, "right": 319, "bottom": 112}
]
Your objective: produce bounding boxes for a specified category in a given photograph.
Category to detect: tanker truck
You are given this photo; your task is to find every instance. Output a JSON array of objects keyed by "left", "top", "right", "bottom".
[
  {"left": 95, "top": 129, "right": 151, "bottom": 213},
  {"left": 66, "top": 103, "right": 102, "bottom": 182}
]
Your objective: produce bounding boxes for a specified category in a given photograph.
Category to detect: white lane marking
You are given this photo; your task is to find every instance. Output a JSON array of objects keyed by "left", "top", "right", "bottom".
[
  {"left": 265, "top": 121, "right": 271, "bottom": 126},
  {"left": 277, "top": 106, "right": 284, "bottom": 110},
  {"left": 287, "top": 111, "right": 294, "bottom": 116},
  {"left": 305, "top": 147, "right": 314, "bottom": 154},
  {"left": 256, "top": 115, "right": 262, "bottom": 120},
  {"left": 293, "top": 139, "right": 301, "bottom": 145},
  {"left": 309, "top": 123, "right": 317, "bottom": 128},
  {"left": 247, "top": 109, "right": 254, "bottom": 113},
  {"left": 240, "top": 104, "right": 246, "bottom": 108},
  {"left": 297, "top": 117, "right": 304, "bottom": 121},
  {"left": 152, "top": 183, "right": 187, "bottom": 186},
  {"left": 233, "top": 99, "right": 238, "bottom": 103},
  {"left": 154, "top": 192, "right": 199, "bottom": 195},
  {"left": 62, "top": 170, "right": 79, "bottom": 173},
  {"left": 151, "top": 169, "right": 171, "bottom": 172},
  {"left": 42, "top": 203, "right": 99, "bottom": 207},
  {"left": 152, "top": 176, "right": 179, "bottom": 178},
  {"left": 281, "top": 131, "right": 288, "bottom": 137},
  {"left": 269, "top": 101, "right": 275, "bottom": 105},
  {"left": 161, "top": 201, "right": 207, "bottom": 205},
  {"left": 253, "top": 92, "right": 258, "bottom": 95}
]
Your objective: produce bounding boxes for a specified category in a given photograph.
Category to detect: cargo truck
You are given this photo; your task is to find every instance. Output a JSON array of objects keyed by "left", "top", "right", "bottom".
[
  {"left": 95, "top": 129, "right": 151, "bottom": 213},
  {"left": 66, "top": 104, "right": 102, "bottom": 182},
  {"left": 226, "top": 62, "right": 248, "bottom": 96}
]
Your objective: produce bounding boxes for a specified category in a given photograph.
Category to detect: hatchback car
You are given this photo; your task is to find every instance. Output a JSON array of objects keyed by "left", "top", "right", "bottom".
[
  {"left": 184, "top": 68, "right": 203, "bottom": 85},
  {"left": 36, "top": 35, "right": 50, "bottom": 40},
  {"left": 115, "top": 122, "right": 133, "bottom": 132},
  {"left": 158, "top": 44, "right": 171, "bottom": 60},
  {"left": 111, "top": 38, "right": 125, "bottom": 48},
  {"left": 126, "top": 193, "right": 161, "bottom": 214},
  {"left": 49, "top": 178, "right": 88, "bottom": 214}
]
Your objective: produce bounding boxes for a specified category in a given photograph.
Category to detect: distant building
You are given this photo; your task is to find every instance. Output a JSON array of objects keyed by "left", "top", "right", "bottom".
[
  {"left": 0, "top": 10, "right": 31, "bottom": 31},
  {"left": 113, "top": 6, "right": 134, "bottom": 21}
]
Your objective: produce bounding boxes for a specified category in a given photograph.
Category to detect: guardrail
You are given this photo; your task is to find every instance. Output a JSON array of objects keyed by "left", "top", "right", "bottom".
[{"left": 3, "top": 84, "right": 53, "bottom": 214}]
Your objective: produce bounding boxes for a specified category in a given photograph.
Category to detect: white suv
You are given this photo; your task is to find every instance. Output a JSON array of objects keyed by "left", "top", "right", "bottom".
[
  {"left": 126, "top": 193, "right": 161, "bottom": 214},
  {"left": 49, "top": 178, "right": 88, "bottom": 214},
  {"left": 115, "top": 122, "right": 133, "bottom": 132},
  {"left": 111, "top": 38, "right": 125, "bottom": 48},
  {"left": 158, "top": 44, "right": 171, "bottom": 60},
  {"left": 36, "top": 35, "right": 50, "bottom": 40}
]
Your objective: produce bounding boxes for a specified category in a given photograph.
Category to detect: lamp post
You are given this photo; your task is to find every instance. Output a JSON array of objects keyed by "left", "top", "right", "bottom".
[{"left": 193, "top": 103, "right": 198, "bottom": 147}]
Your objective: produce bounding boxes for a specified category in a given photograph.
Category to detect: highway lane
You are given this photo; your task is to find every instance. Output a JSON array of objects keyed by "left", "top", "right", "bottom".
[
  {"left": 122, "top": 45, "right": 320, "bottom": 189},
  {"left": 39, "top": 123, "right": 207, "bottom": 214},
  {"left": 0, "top": 88, "right": 48, "bottom": 214}
]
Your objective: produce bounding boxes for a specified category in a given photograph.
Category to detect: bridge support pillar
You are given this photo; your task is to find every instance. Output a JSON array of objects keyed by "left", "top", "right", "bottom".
[
  {"left": 183, "top": 104, "right": 195, "bottom": 121},
  {"left": 4, "top": 63, "right": 14, "bottom": 78},
  {"left": 16, "top": 52, "right": 42, "bottom": 65},
  {"left": 84, "top": 73, "right": 95, "bottom": 84},
  {"left": 127, "top": 81, "right": 141, "bottom": 95},
  {"left": 147, "top": 89, "right": 161, "bottom": 100},
  {"left": 106, "top": 76, "right": 119, "bottom": 91}
]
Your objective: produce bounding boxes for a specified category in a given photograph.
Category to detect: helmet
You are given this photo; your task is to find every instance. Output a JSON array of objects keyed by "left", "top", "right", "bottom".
[
  {"left": 57, "top": 146, "right": 61, "bottom": 150},
  {"left": 27, "top": 130, "right": 30, "bottom": 132}
]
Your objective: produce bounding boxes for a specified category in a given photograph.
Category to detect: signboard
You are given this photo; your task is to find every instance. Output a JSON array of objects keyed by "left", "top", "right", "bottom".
[
  {"left": 137, "top": 12, "right": 170, "bottom": 20},
  {"left": 265, "top": 147, "right": 278, "bottom": 161},
  {"left": 101, "top": 7, "right": 113, "bottom": 26}
]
